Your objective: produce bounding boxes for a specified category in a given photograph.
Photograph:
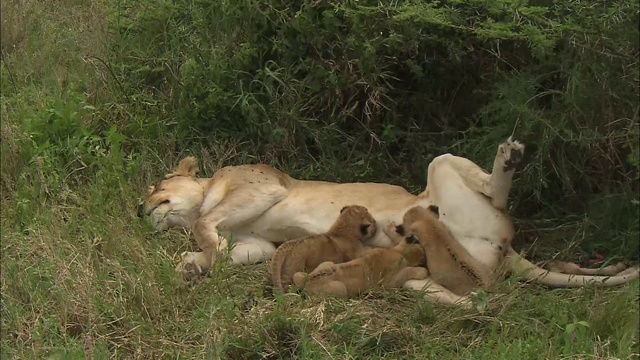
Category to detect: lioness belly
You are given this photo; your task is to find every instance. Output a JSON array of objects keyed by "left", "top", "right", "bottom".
[{"left": 241, "top": 182, "right": 419, "bottom": 244}]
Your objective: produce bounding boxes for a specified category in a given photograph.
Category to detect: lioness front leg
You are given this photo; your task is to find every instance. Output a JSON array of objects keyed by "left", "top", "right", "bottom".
[
  {"left": 386, "top": 267, "right": 429, "bottom": 288},
  {"left": 230, "top": 238, "right": 277, "bottom": 265},
  {"left": 176, "top": 186, "right": 287, "bottom": 279},
  {"left": 404, "top": 279, "right": 473, "bottom": 309}
]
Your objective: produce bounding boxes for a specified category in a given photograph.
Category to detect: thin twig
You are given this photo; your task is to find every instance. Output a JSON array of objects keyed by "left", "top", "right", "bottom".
[
  {"left": 0, "top": 50, "right": 18, "bottom": 93},
  {"left": 83, "top": 54, "right": 128, "bottom": 97}
]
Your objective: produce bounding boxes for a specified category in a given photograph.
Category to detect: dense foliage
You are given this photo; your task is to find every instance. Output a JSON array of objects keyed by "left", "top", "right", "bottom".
[{"left": 111, "top": 0, "right": 639, "bottom": 247}]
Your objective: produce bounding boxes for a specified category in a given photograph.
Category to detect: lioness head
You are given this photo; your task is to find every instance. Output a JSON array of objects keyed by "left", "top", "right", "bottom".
[
  {"left": 338, "top": 205, "right": 378, "bottom": 240},
  {"left": 138, "top": 157, "right": 206, "bottom": 231}
]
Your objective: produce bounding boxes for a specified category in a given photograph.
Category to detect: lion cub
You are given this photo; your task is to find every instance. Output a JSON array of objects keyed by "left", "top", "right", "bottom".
[
  {"left": 291, "top": 235, "right": 427, "bottom": 298},
  {"left": 270, "top": 205, "right": 376, "bottom": 293},
  {"left": 396, "top": 206, "right": 493, "bottom": 295}
]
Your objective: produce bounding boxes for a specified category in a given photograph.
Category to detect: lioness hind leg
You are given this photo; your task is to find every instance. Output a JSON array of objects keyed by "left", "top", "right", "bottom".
[
  {"left": 489, "top": 137, "right": 525, "bottom": 210},
  {"left": 427, "top": 138, "right": 525, "bottom": 212},
  {"left": 177, "top": 185, "right": 287, "bottom": 279},
  {"left": 426, "top": 154, "right": 492, "bottom": 199},
  {"left": 386, "top": 267, "right": 429, "bottom": 288}
]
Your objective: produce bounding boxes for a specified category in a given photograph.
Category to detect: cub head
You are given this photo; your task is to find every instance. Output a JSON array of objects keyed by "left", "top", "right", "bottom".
[
  {"left": 339, "top": 205, "right": 377, "bottom": 240},
  {"left": 137, "top": 156, "right": 205, "bottom": 231},
  {"left": 395, "top": 205, "right": 441, "bottom": 242},
  {"left": 394, "top": 205, "right": 440, "bottom": 243}
]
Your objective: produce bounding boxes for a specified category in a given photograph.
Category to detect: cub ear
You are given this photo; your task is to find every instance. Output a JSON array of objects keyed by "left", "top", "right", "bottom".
[
  {"left": 166, "top": 156, "right": 200, "bottom": 179},
  {"left": 340, "top": 206, "right": 349, "bottom": 214},
  {"left": 427, "top": 205, "right": 440, "bottom": 218},
  {"left": 359, "top": 224, "right": 371, "bottom": 236},
  {"left": 405, "top": 234, "right": 420, "bottom": 244}
]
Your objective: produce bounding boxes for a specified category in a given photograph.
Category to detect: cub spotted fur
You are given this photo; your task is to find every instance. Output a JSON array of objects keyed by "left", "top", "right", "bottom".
[
  {"left": 397, "top": 205, "right": 494, "bottom": 295},
  {"left": 291, "top": 235, "right": 427, "bottom": 298},
  {"left": 270, "top": 205, "right": 376, "bottom": 293}
]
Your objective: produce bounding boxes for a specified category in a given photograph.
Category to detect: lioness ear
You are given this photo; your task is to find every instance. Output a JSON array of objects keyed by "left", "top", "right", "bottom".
[
  {"left": 340, "top": 206, "right": 348, "bottom": 214},
  {"left": 166, "top": 156, "right": 200, "bottom": 179}
]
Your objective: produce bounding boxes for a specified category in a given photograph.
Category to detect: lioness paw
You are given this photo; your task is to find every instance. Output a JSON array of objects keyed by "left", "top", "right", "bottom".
[
  {"left": 499, "top": 136, "right": 525, "bottom": 172},
  {"left": 455, "top": 296, "right": 474, "bottom": 310},
  {"left": 175, "top": 251, "right": 210, "bottom": 281},
  {"left": 615, "top": 266, "right": 639, "bottom": 278}
]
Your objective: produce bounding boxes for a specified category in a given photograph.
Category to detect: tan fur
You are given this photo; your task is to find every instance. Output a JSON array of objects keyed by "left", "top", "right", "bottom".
[
  {"left": 270, "top": 205, "right": 376, "bottom": 293},
  {"left": 166, "top": 156, "right": 200, "bottom": 179},
  {"left": 399, "top": 206, "right": 494, "bottom": 295},
  {"left": 545, "top": 260, "right": 627, "bottom": 276},
  {"left": 140, "top": 138, "right": 639, "bottom": 307},
  {"left": 292, "top": 239, "right": 427, "bottom": 298}
]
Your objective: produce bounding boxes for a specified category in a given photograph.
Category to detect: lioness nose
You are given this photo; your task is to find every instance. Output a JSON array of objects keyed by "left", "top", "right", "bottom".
[{"left": 137, "top": 202, "right": 145, "bottom": 218}]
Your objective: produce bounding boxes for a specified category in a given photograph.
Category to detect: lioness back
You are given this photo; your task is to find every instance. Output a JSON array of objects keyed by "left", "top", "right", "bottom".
[{"left": 270, "top": 205, "right": 376, "bottom": 293}]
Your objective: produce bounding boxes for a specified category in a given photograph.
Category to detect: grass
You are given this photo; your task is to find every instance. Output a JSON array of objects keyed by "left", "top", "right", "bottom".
[
  {"left": 1, "top": 0, "right": 638, "bottom": 359},
  {"left": 2, "top": 210, "right": 639, "bottom": 358}
]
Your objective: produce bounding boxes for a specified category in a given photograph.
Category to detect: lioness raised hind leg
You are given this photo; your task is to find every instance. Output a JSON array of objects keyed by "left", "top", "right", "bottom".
[{"left": 402, "top": 137, "right": 526, "bottom": 306}]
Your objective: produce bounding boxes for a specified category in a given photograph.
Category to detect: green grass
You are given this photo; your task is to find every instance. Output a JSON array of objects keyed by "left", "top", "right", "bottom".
[
  {"left": 1, "top": 0, "right": 638, "bottom": 358},
  {"left": 2, "top": 208, "right": 639, "bottom": 358}
]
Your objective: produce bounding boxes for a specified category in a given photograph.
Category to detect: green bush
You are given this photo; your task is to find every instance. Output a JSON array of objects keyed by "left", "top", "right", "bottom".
[{"left": 109, "top": 0, "right": 639, "bottom": 250}]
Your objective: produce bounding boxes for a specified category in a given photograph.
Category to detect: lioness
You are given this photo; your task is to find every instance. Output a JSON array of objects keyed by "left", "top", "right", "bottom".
[
  {"left": 292, "top": 235, "right": 427, "bottom": 298},
  {"left": 139, "top": 137, "right": 639, "bottom": 307},
  {"left": 391, "top": 205, "right": 493, "bottom": 296},
  {"left": 270, "top": 205, "right": 374, "bottom": 293}
]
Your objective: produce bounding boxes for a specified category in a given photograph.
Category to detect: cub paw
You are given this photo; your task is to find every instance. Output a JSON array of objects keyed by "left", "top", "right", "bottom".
[
  {"left": 292, "top": 271, "right": 309, "bottom": 289},
  {"left": 414, "top": 267, "right": 429, "bottom": 280},
  {"left": 498, "top": 136, "right": 525, "bottom": 172},
  {"left": 175, "top": 251, "right": 210, "bottom": 281},
  {"left": 383, "top": 221, "right": 398, "bottom": 235}
]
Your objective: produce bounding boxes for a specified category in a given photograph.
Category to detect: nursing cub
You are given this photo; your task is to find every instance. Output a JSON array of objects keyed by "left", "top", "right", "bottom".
[
  {"left": 291, "top": 232, "right": 428, "bottom": 298},
  {"left": 270, "top": 205, "right": 376, "bottom": 293},
  {"left": 397, "top": 206, "right": 494, "bottom": 295}
]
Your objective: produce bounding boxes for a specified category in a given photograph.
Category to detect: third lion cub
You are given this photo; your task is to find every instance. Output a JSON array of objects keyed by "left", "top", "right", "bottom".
[
  {"left": 395, "top": 206, "right": 494, "bottom": 295},
  {"left": 270, "top": 205, "right": 376, "bottom": 293}
]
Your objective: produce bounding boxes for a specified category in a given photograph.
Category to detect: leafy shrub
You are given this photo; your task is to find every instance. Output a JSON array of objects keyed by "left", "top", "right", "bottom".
[{"left": 111, "top": 0, "right": 638, "bottom": 218}]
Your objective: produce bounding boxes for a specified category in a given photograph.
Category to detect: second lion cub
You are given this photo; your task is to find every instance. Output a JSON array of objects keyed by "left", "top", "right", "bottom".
[
  {"left": 291, "top": 235, "right": 428, "bottom": 298},
  {"left": 270, "top": 205, "right": 376, "bottom": 293}
]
